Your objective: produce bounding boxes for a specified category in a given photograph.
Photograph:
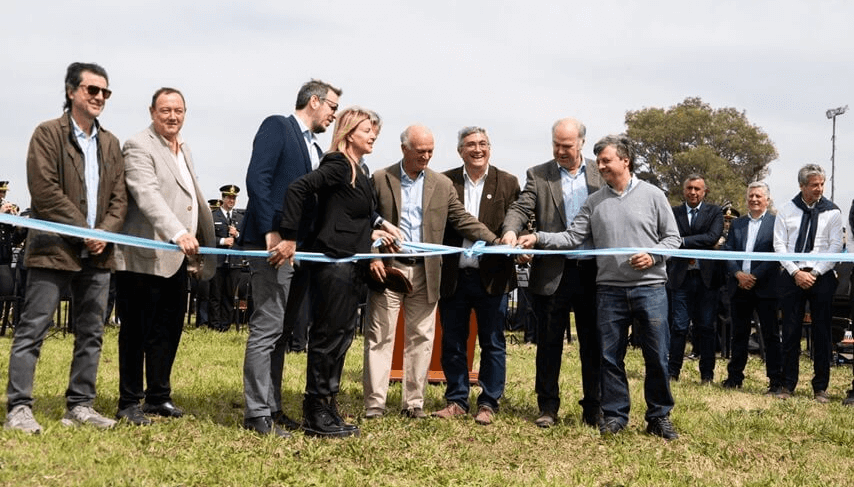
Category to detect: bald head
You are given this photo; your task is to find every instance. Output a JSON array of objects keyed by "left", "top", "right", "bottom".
[{"left": 400, "top": 125, "right": 435, "bottom": 179}]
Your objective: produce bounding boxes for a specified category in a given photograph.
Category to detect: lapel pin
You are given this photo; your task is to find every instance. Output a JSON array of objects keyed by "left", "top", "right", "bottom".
[{"left": 487, "top": 194, "right": 493, "bottom": 199}]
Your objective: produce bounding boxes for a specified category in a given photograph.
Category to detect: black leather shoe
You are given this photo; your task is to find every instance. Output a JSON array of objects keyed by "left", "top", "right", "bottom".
[
  {"left": 700, "top": 375, "right": 714, "bottom": 385},
  {"left": 599, "top": 418, "right": 624, "bottom": 436},
  {"left": 272, "top": 410, "right": 301, "bottom": 431},
  {"left": 142, "top": 400, "right": 184, "bottom": 418},
  {"left": 243, "top": 416, "right": 291, "bottom": 438},
  {"left": 303, "top": 396, "right": 359, "bottom": 438},
  {"left": 647, "top": 415, "right": 679, "bottom": 440},
  {"left": 116, "top": 404, "right": 152, "bottom": 426},
  {"left": 721, "top": 378, "right": 742, "bottom": 389},
  {"left": 329, "top": 397, "right": 359, "bottom": 432}
]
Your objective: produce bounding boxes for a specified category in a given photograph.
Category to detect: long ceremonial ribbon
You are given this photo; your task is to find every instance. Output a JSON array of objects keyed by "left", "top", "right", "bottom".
[{"left": 1, "top": 212, "right": 849, "bottom": 263}]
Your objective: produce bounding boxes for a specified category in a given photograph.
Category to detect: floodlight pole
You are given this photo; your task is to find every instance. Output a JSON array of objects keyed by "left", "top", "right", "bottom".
[{"left": 826, "top": 105, "right": 848, "bottom": 202}]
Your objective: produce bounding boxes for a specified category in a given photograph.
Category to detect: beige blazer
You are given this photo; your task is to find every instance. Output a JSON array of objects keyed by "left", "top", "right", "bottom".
[
  {"left": 372, "top": 162, "right": 497, "bottom": 304},
  {"left": 114, "top": 124, "right": 215, "bottom": 279}
]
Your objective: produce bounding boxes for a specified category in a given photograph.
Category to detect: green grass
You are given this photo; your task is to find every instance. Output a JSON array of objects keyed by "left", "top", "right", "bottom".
[{"left": 1, "top": 324, "right": 852, "bottom": 486}]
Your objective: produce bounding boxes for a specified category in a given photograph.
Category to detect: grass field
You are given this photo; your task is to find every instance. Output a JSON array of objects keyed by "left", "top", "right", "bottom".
[{"left": 0, "top": 323, "right": 852, "bottom": 486}]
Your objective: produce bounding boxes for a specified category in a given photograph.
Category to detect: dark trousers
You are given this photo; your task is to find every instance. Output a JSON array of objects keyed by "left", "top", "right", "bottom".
[
  {"left": 669, "top": 271, "right": 719, "bottom": 379},
  {"left": 779, "top": 272, "right": 837, "bottom": 393},
  {"left": 438, "top": 269, "right": 507, "bottom": 411},
  {"left": 532, "top": 260, "right": 600, "bottom": 415},
  {"left": 726, "top": 288, "right": 782, "bottom": 386},
  {"left": 116, "top": 265, "right": 187, "bottom": 409},
  {"left": 209, "top": 266, "right": 239, "bottom": 329},
  {"left": 305, "top": 262, "right": 361, "bottom": 397}
]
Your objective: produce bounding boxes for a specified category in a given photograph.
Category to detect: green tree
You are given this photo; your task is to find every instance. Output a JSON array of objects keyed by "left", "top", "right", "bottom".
[{"left": 625, "top": 97, "right": 778, "bottom": 210}]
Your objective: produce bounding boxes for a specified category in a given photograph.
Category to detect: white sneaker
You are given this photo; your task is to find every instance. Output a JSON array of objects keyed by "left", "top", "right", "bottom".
[
  {"left": 4, "top": 405, "right": 43, "bottom": 434},
  {"left": 60, "top": 405, "right": 116, "bottom": 429}
]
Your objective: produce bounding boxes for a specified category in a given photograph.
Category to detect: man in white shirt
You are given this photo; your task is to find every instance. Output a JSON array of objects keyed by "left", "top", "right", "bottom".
[{"left": 773, "top": 164, "right": 842, "bottom": 403}]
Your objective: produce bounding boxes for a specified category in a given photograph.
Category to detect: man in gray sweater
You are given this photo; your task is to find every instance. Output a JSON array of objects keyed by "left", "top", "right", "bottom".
[{"left": 518, "top": 134, "right": 681, "bottom": 440}]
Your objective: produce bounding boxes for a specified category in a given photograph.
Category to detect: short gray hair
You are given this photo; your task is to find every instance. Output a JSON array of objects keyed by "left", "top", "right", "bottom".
[
  {"left": 294, "top": 79, "right": 342, "bottom": 110},
  {"left": 746, "top": 181, "right": 770, "bottom": 199},
  {"left": 683, "top": 174, "right": 706, "bottom": 190},
  {"left": 593, "top": 134, "right": 636, "bottom": 172},
  {"left": 400, "top": 124, "right": 432, "bottom": 149},
  {"left": 457, "top": 126, "right": 489, "bottom": 151},
  {"left": 797, "top": 164, "right": 826, "bottom": 186}
]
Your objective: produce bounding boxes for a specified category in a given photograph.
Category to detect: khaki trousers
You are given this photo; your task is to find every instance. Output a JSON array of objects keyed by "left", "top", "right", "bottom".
[{"left": 363, "top": 261, "right": 437, "bottom": 410}]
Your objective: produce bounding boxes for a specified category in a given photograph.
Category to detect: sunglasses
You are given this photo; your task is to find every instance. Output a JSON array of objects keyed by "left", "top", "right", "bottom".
[{"left": 80, "top": 84, "right": 112, "bottom": 100}]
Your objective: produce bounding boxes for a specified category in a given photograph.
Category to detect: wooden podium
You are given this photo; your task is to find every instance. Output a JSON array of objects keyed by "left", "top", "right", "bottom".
[{"left": 389, "top": 308, "right": 479, "bottom": 384}]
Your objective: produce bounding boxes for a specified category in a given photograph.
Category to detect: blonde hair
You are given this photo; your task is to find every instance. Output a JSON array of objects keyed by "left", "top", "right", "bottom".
[{"left": 327, "top": 106, "right": 381, "bottom": 186}]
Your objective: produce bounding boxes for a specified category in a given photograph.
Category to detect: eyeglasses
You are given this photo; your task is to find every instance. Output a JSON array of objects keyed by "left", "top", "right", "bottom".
[
  {"left": 463, "top": 141, "right": 490, "bottom": 149},
  {"left": 80, "top": 84, "right": 112, "bottom": 100},
  {"left": 320, "top": 97, "right": 338, "bottom": 112}
]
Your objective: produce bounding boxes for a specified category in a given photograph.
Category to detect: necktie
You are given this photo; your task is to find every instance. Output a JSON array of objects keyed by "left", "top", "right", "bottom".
[{"left": 689, "top": 208, "right": 698, "bottom": 231}]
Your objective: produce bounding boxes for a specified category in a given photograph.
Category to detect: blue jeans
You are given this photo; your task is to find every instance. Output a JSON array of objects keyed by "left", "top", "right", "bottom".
[
  {"left": 668, "top": 272, "right": 719, "bottom": 379},
  {"left": 597, "top": 284, "right": 674, "bottom": 426},
  {"left": 438, "top": 269, "right": 506, "bottom": 411}
]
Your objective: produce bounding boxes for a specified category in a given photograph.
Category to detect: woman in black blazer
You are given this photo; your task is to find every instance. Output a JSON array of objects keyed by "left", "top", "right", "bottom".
[{"left": 273, "top": 107, "right": 393, "bottom": 438}]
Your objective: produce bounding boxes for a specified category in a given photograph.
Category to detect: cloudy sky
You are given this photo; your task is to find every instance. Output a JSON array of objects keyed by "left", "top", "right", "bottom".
[{"left": 2, "top": 1, "right": 853, "bottom": 224}]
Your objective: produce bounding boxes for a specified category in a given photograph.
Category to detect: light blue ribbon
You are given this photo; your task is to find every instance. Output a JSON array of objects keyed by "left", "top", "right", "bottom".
[{"left": 1, "top": 212, "right": 850, "bottom": 263}]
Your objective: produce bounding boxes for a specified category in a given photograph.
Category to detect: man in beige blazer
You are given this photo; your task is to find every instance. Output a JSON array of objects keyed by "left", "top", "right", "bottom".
[
  {"left": 113, "top": 88, "right": 215, "bottom": 425},
  {"left": 363, "top": 125, "right": 498, "bottom": 419}
]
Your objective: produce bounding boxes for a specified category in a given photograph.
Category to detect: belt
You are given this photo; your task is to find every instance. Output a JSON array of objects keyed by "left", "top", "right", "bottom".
[
  {"left": 395, "top": 256, "right": 424, "bottom": 266},
  {"left": 565, "top": 258, "right": 593, "bottom": 267}
]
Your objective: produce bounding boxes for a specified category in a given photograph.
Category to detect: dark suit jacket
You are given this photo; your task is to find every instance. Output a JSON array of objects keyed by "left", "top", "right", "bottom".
[
  {"left": 501, "top": 159, "right": 603, "bottom": 295},
  {"left": 240, "top": 114, "right": 320, "bottom": 247},
  {"left": 372, "top": 162, "right": 498, "bottom": 304},
  {"left": 667, "top": 202, "right": 724, "bottom": 289},
  {"left": 280, "top": 152, "right": 375, "bottom": 258},
  {"left": 440, "top": 165, "right": 520, "bottom": 297},
  {"left": 213, "top": 207, "right": 244, "bottom": 267},
  {"left": 721, "top": 212, "right": 778, "bottom": 298}
]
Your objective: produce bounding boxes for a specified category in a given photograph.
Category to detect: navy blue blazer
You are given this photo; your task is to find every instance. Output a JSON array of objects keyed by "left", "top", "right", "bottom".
[
  {"left": 667, "top": 202, "right": 724, "bottom": 289},
  {"left": 239, "top": 115, "right": 320, "bottom": 247},
  {"left": 721, "top": 212, "right": 778, "bottom": 298}
]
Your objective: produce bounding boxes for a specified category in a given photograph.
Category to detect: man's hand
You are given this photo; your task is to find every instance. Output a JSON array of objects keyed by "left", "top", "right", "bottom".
[
  {"left": 380, "top": 221, "right": 403, "bottom": 241},
  {"left": 228, "top": 225, "right": 238, "bottom": 238},
  {"left": 372, "top": 229, "right": 401, "bottom": 253},
  {"left": 735, "top": 271, "right": 757, "bottom": 290},
  {"left": 268, "top": 239, "right": 296, "bottom": 268},
  {"left": 500, "top": 231, "right": 518, "bottom": 247},
  {"left": 175, "top": 233, "right": 200, "bottom": 256},
  {"left": 794, "top": 270, "right": 816, "bottom": 289},
  {"left": 629, "top": 252, "right": 654, "bottom": 271},
  {"left": 223, "top": 237, "right": 235, "bottom": 247},
  {"left": 517, "top": 234, "right": 537, "bottom": 249},
  {"left": 369, "top": 259, "right": 386, "bottom": 282},
  {"left": 84, "top": 238, "right": 107, "bottom": 256}
]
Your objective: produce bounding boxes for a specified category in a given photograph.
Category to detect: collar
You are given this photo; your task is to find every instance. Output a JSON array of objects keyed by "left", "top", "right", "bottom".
[
  {"left": 685, "top": 201, "right": 703, "bottom": 212},
  {"left": 70, "top": 115, "right": 98, "bottom": 140},
  {"left": 555, "top": 159, "right": 586, "bottom": 176},
  {"left": 463, "top": 164, "right": 489, "bottom": 185},
  {"left": 400, "top": 160, "right": 423, "bottom": 183},
  {"left": 293, "top": 113, "right": 316, "bottom": 142},
  {"left": 749, "top": 211, "right": 766, "bottom": 223}
]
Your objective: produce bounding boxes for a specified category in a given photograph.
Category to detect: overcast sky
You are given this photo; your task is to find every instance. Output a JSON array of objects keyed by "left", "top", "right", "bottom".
[{"left": 2, "top": 1, "right": 853, "bottom": 224}]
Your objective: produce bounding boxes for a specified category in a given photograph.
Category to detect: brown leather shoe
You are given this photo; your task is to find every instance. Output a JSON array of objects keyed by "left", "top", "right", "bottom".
[
  {"left": 775, "top": 388, "right": 793, "bottom": 400},
  {"left": 432, "top": 402, "right": 466, "bottom": 419},
  {"left": 473, "top": 405, "right": 494, "bottom": 426},
  {"left": 814, "top": 390, "right": 830, "bottom": 404}
]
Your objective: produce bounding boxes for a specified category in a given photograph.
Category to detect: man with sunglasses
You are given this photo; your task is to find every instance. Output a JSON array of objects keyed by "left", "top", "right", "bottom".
[
  {"left": 5, "top": 62, "right": 126, "bottom": 434},
  {"left": 238, "top": 79, "right": 341, "bottom": 437}
]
